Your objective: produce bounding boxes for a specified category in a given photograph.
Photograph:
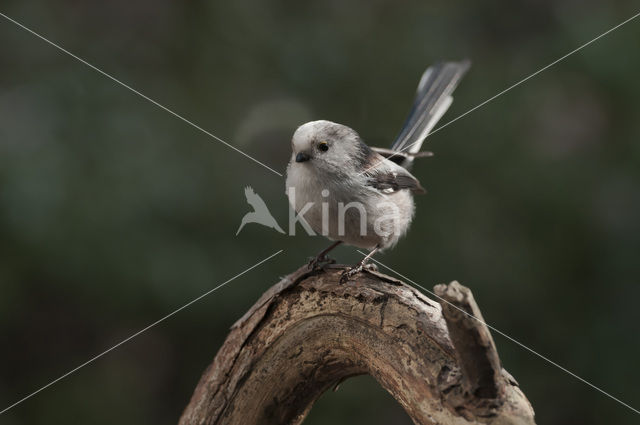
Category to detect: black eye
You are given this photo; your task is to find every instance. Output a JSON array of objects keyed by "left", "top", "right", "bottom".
[{"left": 318, "top": 142, "right": 329, "bottom": 152}]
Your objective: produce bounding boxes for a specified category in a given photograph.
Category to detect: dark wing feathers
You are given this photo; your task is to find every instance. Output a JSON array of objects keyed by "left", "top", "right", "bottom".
[
  {"left": 370, "top": 146, "right": 433, "bottom": 166},
  {"left": 366, "top": 171, "right": 426, "bottom": 194},
  {"left": 361, "top": 61, "right": 469, "bottom": 192}
]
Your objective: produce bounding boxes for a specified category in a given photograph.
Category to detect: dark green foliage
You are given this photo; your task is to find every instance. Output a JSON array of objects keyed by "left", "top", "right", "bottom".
[{"left": 1, "top": 1, "right": 639, "bottom": 424}]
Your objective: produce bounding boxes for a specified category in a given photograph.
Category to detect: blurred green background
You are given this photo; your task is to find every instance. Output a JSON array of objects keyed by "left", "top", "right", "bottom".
[{"left": 1, "top": 1, "right": 639, "bottom": 424}]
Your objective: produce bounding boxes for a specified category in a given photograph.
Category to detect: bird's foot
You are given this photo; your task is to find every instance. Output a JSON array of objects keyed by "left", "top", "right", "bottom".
[
  {"left": 340, "top": 264, "right": 364, "bottom": 284},
  {"left": 340, "top": 258, "right": 378, "bottom": 282},
  {"left": 307, "top": 254, "right": 335, "bottom": 270},
  {"left": 364, "top": 262, "right": 378, "bottom": 272}
]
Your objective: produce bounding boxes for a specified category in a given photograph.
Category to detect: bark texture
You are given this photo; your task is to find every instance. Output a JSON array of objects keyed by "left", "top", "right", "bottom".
[{"left": 179, "top": 264, "right": 535, "bottom": 425}]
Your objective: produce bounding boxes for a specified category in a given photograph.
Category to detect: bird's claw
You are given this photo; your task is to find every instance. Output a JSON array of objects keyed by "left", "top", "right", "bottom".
[
  {"left": 364, "top": 262, "right": 378, "bottom": 272},
  {"left": 308, "top": 255, "right": 335, "bottom": 270},
  {"left": 340, "top": 265, "right": 364, "bottom": 283}
]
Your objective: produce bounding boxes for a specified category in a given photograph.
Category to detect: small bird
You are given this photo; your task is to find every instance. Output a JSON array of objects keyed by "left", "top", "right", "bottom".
[
  {"left": 237, "top": 186, "right": 285, "bottom": 235},
  {"left": 286, "top": 61, "right": 469, "bottom": 282}
]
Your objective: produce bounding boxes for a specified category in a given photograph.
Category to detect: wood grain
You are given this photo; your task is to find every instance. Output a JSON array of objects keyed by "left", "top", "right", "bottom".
[{"left": 179, "top": 265, "right": 535, "bottom": 425}]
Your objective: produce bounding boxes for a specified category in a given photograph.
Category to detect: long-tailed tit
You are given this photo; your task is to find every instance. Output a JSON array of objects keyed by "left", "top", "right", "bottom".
[{"left": 286, "top": 61, "right": 470, "bottom": 282}]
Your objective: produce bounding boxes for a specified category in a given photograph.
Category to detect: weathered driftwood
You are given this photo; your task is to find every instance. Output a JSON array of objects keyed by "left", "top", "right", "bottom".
[{"left": 179, "top": 264, "right": 535, "bottom": 425}]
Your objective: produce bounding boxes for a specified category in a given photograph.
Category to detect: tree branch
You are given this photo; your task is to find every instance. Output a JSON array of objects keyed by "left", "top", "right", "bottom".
[{"left": 178, "top": 265, "right": 535, "bottom": 425}]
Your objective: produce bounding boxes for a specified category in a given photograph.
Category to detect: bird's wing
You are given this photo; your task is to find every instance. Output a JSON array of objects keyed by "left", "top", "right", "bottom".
[
  {"left": 245, "top": 186, "right": 269, "bottom": 212},
  {"left": 364, "top": 154, "right": 425, "bottom": 194},
  {"left": 391, "top": 61, "right": 470, "bottom": 168},
  {"left": 244, "top": 186, "right": 256, "bottom": 199}
]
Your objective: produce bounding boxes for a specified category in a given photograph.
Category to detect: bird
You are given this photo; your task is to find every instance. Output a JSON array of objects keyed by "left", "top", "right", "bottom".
[
  {"left": 236, "top": 186, "right": 285, "bottom": 235},
  {"left": 285, "top": 61, "right": 470, "bottom": 282}
]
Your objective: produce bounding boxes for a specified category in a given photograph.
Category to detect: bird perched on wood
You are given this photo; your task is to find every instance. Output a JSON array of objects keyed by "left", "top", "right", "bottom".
[
  {"left": 286, "top": 61, "right": 469, "bottom": 282},
  {"left": 237, "top": 186, "right": 285, "bottom": 235}
]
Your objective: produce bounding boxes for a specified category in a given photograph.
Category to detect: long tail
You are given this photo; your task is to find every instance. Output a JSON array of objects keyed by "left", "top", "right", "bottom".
[{"left": 391, "top": 61, "right": 470, "bottom": 167}]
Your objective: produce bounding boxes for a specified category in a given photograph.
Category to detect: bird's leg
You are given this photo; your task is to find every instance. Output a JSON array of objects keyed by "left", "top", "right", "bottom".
[
  {"left": 308, "top": 241, "right": 342, "bottom": 270},
  {"left": 340, "top": 245, "right": 380, "bottom": 283}
]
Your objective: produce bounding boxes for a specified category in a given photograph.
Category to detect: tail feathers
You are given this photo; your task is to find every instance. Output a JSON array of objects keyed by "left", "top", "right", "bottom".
[{"left": 391, "top": 61, "right": 470, "bottom": 166}]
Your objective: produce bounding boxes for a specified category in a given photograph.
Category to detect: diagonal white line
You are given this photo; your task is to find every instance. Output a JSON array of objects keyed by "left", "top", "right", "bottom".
[
  {"left": 362, "top": 10, "right": 640, "bottom": 175},
  {"left": 0, "top": 249, "right": 284, "bottom": 415},
  {"left": 358, "top": 251, "right": 640, "bottom": 415},
  {"left": 0, "top": 11, "right": 283, "bottom": 177}
]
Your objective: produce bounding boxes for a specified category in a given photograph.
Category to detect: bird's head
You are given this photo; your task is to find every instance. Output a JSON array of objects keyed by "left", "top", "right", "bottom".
[{"left": 290, "top": 120, "right": 370, "bottom": 172}]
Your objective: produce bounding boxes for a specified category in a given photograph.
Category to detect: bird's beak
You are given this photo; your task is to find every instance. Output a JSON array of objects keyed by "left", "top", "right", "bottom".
[{"left": 295, "top": 152, "right": 311, "bottom": 163}]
